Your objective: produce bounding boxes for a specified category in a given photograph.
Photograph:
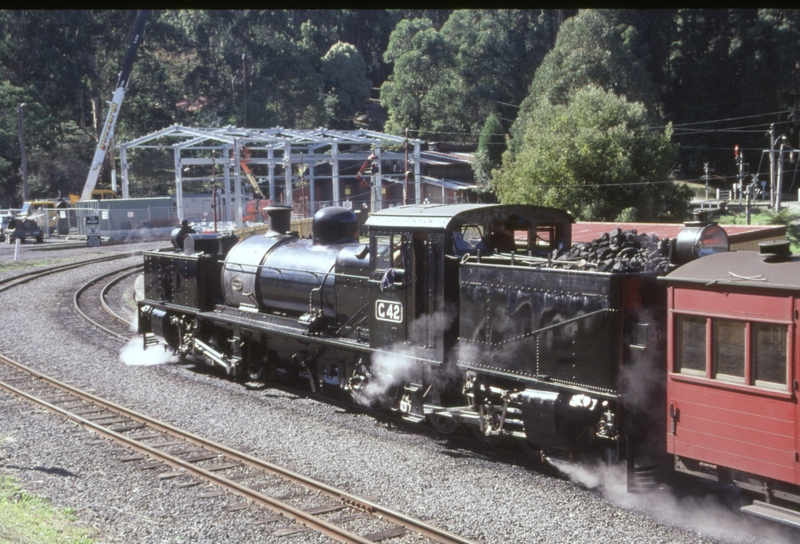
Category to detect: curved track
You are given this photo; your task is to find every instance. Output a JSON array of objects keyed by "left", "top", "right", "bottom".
[
  {"left": 73, "top": 266, "right": 142, "bottom": 340},
  {"left": 0, "top": 252, "right": 140, "bottom": 294}
]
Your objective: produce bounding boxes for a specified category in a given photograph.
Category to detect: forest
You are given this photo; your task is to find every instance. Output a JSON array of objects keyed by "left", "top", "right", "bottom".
[{"left": 0, "top": 9, "right": 798, "bottom": 222}]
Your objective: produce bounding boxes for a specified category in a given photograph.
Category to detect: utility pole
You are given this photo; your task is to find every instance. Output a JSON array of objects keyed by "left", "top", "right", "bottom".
[
  {"left": 769, "top": 123, "right": 776, "bottom": 208},
  {"left": 242, "top": 53, "right": 247, "bottom": 128},
  {"left": 703, "top": 162, "right": 709, "bottom": 199},
  {"left": 404, "top": 128, "right": 409, "bottom": 205},
  {"left": 745, "top": 183, "right": 751, "bottom": 225},
  {"left": 18, "top": 103, "right": 29, "bottom": 202},
  {"left": 776, "top": 141, "right": 785, "bottom": 211},
  {"left": 734, "top": 145, "right": 743, "bottom": 203}
]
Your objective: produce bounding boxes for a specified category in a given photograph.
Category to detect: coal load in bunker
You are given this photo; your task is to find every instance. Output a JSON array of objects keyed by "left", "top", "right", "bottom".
[{"left": 137, "top": 203, "right": 726, "bottom": 472}]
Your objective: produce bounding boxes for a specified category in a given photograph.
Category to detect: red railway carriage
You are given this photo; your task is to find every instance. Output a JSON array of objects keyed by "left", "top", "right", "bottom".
[{"left": 663, "top": 241, "right": 800, "bottom": 525}]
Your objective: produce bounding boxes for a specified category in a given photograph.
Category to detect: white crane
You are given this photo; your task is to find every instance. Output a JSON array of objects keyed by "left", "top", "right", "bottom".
[{"left": 80, "top": 10, "right": 149, "bottom": 201}]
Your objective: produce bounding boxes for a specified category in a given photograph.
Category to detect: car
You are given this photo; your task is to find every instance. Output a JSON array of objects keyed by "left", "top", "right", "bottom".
[{"left": 4, "top": 217, "right": 43, "bottom": 244}]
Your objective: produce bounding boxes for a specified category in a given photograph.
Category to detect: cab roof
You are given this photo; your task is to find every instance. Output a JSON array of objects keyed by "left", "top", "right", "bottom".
[
  {"left": 663, "top": 250, "right": 800, "bottom": 292},
  {"left": 365, "top": 203, "right": 574, "bottom": 231}
]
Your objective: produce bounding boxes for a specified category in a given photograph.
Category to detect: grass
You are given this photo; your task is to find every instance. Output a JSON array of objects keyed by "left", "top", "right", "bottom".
[
  {"left": 0, "top": 257, "right": 66, "bottom": 273},
  {"left": 0, "top": 474, "right": 94, "bottom": 544}
]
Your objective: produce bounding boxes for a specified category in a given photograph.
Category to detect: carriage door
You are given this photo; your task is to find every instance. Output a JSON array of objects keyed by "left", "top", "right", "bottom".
[{"left": 370, "top": 232, "right": 414, "bottom": 349}]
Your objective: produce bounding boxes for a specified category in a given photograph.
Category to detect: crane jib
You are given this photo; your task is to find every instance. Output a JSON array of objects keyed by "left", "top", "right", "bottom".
[{"left": 80, "top": 10, "right": 150, "bottom": 201}]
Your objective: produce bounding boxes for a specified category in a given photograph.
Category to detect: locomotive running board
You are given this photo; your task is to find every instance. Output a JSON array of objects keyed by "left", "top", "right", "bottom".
[{"left": 741, "top": 500, "right": 800, "bottom": 529}]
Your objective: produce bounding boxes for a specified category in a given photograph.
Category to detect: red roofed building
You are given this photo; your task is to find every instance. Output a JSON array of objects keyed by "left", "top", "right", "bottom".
[{"left": 573, "top": 222, "right": 786, "bottom": 251}]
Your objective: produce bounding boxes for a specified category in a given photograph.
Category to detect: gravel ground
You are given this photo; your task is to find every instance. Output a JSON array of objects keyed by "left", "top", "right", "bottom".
[{"left": 0, "top": 238, "right": 798, "bottom": 544}]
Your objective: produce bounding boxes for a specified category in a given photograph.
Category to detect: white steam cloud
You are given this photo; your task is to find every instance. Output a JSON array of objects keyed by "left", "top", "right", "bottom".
[
  {"left": 352, "top": 309, "right": 460, "bottom": 408},
  {"left": 354, "top": 347, "right": 418, "bottom": 407},
  {"left": 119, "top": 337, "right": 178, "bottom": 366},
  {"left": 549, "top": 459, "right": 798, "bottom": 544}
]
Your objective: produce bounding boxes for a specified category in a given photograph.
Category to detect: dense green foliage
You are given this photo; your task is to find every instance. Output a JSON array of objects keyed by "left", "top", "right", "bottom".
[
  {"left": 500, "top": 10, "right": 689, "bottom": 220},
  {"left": 321, "top": 42, "right": 371, "bottom": 127},
  {"left": 494, "top": 86, "right": 690, "bottom": 222},
  {"left": 0, "top": 9, "right": 797, "bottom": 214},
  {"left": 472, "top": 112, "right": 505, "bottom": 187}
]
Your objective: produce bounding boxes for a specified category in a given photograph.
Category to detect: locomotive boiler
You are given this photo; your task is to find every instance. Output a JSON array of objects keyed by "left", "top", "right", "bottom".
[{"left": 137, "top": 203, "right": 727, "bottom": 470}]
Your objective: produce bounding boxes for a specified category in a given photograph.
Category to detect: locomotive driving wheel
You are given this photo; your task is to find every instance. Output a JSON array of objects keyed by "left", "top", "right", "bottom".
[{"left": 426, "top": 387, "right": 459, "bottom": 434}]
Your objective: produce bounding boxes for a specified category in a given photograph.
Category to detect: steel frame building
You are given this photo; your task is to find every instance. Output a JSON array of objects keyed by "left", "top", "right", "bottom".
[{"left": 116, "top": 125, "right": 423, "bottom": 226}]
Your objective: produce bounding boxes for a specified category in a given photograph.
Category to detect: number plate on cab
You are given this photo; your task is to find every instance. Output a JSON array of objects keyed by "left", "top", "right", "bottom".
[{"left": 375, "top": 300, "right": 403, "bottom": 323}]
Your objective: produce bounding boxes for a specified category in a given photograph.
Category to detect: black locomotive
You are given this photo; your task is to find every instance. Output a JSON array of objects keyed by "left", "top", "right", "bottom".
[{"left": 137, "top": 203, "right": 727, "bottom": 470}]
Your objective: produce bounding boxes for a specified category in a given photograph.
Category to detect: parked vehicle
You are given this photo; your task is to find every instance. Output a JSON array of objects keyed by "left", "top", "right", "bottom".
[{"left": 4, "top": 217, "right": 43, "bottom": 244}]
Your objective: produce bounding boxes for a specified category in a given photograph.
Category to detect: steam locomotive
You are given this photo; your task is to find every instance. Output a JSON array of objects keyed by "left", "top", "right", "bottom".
[{"left": 137, "top": 203, "right": 800, "bottom": 526}]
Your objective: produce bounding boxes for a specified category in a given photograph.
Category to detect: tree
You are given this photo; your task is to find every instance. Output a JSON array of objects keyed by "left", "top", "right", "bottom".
[
  {"left": 493, "top": 86, "right": 690, "bottom": 222},
  {"left": 380, "top": 19, "right": 462, "bottom": 138},
  {"left": 320, "top": 42, "right": 371, "bottom": 128},
  {"left": 472, "top": 112, "right": 505, "bottom": 186},
  {"left": 440, "top": 10, "right": 558, "bottom": 133},
  {"left": 510, "top": 10, "right": 657, "bottom": 157},
  {"left": 290, "top": 10, "right": 397, "bottom": 85},
  {"left": 380, "top": 11, "right": 560, "bottom": 140}
]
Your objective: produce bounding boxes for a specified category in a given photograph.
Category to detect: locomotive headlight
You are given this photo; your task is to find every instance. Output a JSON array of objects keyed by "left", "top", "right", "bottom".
[{"left": 675, "top": 222, "right": 729, "bottom": 264}]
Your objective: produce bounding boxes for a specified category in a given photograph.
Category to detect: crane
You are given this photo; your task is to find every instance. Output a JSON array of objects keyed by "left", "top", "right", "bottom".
[{"left": 80, "top": 10, "right": 150, "bottom": 201}]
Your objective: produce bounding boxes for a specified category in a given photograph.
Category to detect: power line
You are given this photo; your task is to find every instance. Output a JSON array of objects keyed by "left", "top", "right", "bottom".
[
  {"left": 647, "top": 109, "right": 795, "bottom": 130},
  {"left": 406, "top": 110, "right": 797, "bottom": 140},
  {"left": 527, "top": 174, "right": 744, "bottom": 189}
]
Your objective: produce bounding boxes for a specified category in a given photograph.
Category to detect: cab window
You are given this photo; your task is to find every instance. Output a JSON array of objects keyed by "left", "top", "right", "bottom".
[
  {"left": 452, "top": 225, "right": 485, "bottom": 255},
  {"left": 373, "top": 234, "right": 406, "bottom": 270}
]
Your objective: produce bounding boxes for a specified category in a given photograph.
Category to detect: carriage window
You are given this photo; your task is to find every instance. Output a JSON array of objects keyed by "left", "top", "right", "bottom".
[
  {"left": 713, "top": 319, "right": 745, "bottom": 383},
  {"left": 676, "top": 315, "right": 706, "bottom": 375},
  {"left": 754, "top": 324, "right": 787, "bottom": 387},
  {"left": 674, "top": 314, "right": 789, "bottom": 390}
]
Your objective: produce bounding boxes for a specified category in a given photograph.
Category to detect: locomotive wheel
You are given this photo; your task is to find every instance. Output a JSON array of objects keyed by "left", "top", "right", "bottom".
[
  {"left": 426, "top": 388, "right": 459, "bottom": 434},
  {"left": 430, "top": 410, "right": 459, "bottom": 434}
]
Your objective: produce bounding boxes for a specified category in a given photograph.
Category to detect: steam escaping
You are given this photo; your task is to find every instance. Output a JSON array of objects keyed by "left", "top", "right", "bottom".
[
  {"left": 354, "top": 348, "right": 418, "bottom": 407},
  {"left": 548, "top": 459, "right": 798, "bottom": 544},
  {"left": 352, "top": 309, "right": 461, "bottom": 408},
  {"left": 119, "top": 337, "right": 178, "bottom": 366}
]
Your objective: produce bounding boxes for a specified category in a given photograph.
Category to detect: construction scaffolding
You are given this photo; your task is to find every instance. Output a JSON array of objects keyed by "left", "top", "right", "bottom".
[{"left": 117, "top": 125, "right": 423, "bottom": 227}]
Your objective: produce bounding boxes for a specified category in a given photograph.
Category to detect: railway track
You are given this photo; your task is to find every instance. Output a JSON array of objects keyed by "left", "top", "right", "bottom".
[
  {"left": 0, "top": 353, "right": 476, "bottom": 544},
  {"left": 73, "top": 265, "right": 142, "bottom": 340},
  {"left": 1, "top": 251, "right": 478, "bottom": 542},
  {"left": 0, "top": 252, "right": 140, "bottom": 294}
]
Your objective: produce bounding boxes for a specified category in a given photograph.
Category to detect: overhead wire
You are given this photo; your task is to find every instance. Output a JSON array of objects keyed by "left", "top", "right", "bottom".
[{"left": 404, "top": 108, "right": 796, "bottom": 139}]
